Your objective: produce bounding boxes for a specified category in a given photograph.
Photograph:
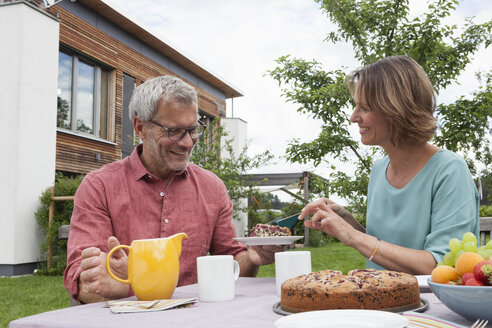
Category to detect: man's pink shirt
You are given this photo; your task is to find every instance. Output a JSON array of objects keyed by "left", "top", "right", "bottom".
[{"left": 64, "top": 145, "right": 247, "bottom": 299}]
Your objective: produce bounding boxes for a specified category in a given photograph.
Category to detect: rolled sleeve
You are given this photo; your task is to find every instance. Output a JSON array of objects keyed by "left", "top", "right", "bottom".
[{"left": 63, "top": 174, "right": 113, "bottom": 299}]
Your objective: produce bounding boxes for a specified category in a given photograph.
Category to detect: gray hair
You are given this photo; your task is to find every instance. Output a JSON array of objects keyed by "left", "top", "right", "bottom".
[{"left": 129, "top": 75, "right": 198, "bottom": 121}]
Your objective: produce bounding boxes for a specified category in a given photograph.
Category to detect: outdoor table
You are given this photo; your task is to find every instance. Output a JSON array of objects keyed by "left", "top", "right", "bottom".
[{"left": 8, "top": 277, "right": 492, "bottom": 328}]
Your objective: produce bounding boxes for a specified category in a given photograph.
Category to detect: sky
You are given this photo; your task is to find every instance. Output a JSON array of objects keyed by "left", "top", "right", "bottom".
[{"left": 109, "top": 0, "right": 491, "bottom": 202}]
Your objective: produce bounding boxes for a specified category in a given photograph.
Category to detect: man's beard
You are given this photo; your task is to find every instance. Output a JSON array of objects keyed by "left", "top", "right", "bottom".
[{"left": 147, "top": 131, "right": 191, "bottom": 173}]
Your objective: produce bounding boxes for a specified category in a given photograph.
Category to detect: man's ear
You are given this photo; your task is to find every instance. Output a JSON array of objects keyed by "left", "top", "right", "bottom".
[{"left": 133, "top": 116, "right": 146, "bottom": 140}]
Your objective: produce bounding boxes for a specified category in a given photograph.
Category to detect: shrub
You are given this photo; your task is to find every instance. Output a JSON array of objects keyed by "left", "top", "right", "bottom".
[
  {"left": 480, "top": 205, "right": 492, "bottom": 217},
  {"left": 35, "top": 173, "right": 84, "bottom": 275},
  {"left": 191, "top": 119, "right": 274, "bottom": 221}
]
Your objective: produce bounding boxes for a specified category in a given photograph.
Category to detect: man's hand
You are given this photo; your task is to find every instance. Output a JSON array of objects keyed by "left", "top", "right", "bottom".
[
  {"left": 247, "top": 245, "right": 284, "bottom": 266},
  {"left": 77, "top": 236, "right": 129, "bottom": 303},
  {"left": 236, "top": 245, "right": 285, "bottom": 277}
]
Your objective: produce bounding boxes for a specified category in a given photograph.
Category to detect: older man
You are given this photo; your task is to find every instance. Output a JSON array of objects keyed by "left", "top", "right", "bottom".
[{"left": 64, "top": 76, "right": 281, "bottom": 304}]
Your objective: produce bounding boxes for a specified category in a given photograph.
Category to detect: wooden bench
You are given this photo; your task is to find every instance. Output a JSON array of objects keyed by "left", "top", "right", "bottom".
[{"left": 479, "top": 217, "right": 492, "bottom": 246}]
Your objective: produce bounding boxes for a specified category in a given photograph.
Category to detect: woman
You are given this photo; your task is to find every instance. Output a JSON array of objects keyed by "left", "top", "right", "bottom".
[{"left": 300, "top": 56, "right": 479, "bottom": 275}]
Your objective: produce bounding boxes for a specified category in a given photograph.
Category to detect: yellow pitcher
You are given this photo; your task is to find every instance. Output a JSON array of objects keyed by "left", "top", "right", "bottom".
[{"left": 106, "top": 233, "right": 188, "bottom": 300}]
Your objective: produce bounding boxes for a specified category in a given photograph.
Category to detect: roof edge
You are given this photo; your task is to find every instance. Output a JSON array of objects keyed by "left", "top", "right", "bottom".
[{"left": 76, "top": 0, "right": 244, "bottom": 99}]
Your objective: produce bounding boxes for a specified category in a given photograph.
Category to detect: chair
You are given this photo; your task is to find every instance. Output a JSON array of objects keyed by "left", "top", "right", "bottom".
[{"left": 58, "top": 224, "right": 70, "bottom": 240}]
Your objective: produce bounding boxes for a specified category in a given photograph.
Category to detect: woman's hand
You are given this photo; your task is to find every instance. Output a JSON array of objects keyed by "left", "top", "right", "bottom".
[
  {"left": 299, "top": 198, "right": 360, "bottom": 247},
  {"left": 299, "top": 198, "right": 437, "bottom": 274}
]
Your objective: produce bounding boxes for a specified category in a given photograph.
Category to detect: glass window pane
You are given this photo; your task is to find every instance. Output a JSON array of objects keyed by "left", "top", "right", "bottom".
[
  {"left": 77, "top": 61, "right": 94, "bottom": 134},
  {"left": 57, "top": 52, "right": 72, "bottom": 129},
  {"left": 99, "top": 69, "right": 109, "bottom": 139}
]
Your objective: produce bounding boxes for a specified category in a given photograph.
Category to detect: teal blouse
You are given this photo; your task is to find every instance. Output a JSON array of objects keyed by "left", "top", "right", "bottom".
[{"left": 366, "top": 149, "right": 479, "bottom": 269}]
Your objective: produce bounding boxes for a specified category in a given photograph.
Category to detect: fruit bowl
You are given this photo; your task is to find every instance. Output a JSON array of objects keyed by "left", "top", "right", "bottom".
[{"left": 428, "top": 279, "right": 492, "bottom": 322}]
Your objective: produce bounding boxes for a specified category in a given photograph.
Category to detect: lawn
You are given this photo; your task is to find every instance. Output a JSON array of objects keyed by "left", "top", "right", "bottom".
[
  {"left": 257, "top": 241, "right": 366, "bottom": 277},
  {"left": 1, "top": 242, "right": 365, "bottom": 328},
  {"left": 0, "top": 275, "right": 69, "bottom": 328}
]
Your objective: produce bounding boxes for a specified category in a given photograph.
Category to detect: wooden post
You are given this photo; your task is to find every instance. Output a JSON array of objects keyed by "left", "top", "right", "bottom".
[
  {"left": 46, "top": 187, "right": 75, "bottom": 270},
  {"left": 303, "top": 172, "right": 310, "bottom": 247},
  {"left": 47, "top": 186, "right": 55, "bottom": 270}
]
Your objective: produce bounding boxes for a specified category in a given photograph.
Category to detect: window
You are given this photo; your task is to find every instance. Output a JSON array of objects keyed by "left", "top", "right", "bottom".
[
  {"left": 199, "top": 110, "right": 214, "bottom": 145},
  {"left": 57, "top": 49, "right": 111, "bottom": 140},
  {"left": 199, "top": 111, "right": 213, "bottom": 128}
]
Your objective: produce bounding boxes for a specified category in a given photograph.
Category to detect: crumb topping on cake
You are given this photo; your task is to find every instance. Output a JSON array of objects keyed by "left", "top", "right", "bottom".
[{"left": 249, "top": 224, "right": 291, "bottom": 237}]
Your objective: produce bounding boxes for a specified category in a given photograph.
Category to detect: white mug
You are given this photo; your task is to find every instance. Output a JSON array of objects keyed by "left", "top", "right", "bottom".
[
  {"left": 197, "top": 255, "right": 240, "bottom": 302},
  {"left": 275, "top": 251, "right": 311, "bottom": 295}
]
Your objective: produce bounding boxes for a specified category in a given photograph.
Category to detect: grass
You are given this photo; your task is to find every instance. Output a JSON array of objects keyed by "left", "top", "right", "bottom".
[
  {"left": 0, "top": 275, "right": 70, "bottom": 328},
  {"left": 258, "top": 242, "right": 366, "bottom": 277},
  {"left": 0, "top": 242, "right": 365, "bottom": 328}
]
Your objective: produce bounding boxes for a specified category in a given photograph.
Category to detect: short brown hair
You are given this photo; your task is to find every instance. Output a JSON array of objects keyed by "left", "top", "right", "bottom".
[{"left": 348, "top": 56, "right": 437, "bottom": 146}]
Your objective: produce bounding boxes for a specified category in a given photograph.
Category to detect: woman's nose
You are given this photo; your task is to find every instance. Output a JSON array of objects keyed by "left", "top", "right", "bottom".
[{"left": 350, "top": 108, "right": 358, "bottom": 123}]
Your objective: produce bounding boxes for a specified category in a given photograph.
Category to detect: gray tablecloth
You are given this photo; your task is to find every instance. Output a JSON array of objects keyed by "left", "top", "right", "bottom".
[{"left": 8, "top": 277, "right": 490, "bottom": 328}]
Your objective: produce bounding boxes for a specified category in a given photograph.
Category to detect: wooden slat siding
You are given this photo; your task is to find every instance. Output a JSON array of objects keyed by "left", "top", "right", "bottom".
[
  {"left": 58, "top": 10, "right": 119, "bottom": 67},
  {"left": 46, "top": 5, "right": 225, "bottom": 174},
  {"left": 199, "top": 95, "right": 224, "bottom": 117},
  {"left": 56, "top": 6, "right": 223, "bottom": 116},
  {"left": 56, "top": 131, "right": 118, "bottom": 174},
  {"left": 108, "top": 70, "right": 118, "bottom": 143},
  {"left": 114, "top": 70, "right": 123, "bottom": 151},
  {"left": 56, "top": 138, "right": 116, "bottom": 157}
]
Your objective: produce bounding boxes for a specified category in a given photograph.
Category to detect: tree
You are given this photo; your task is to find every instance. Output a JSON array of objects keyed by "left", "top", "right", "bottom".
[
  {"left": 190, "top": 119, "right": 274, "bottom": 219},
  {"left": 57, "top": 96, "right": 70, "bottom": 129},
  {"left": 268, "top": 0, "right": 492, "bottom": 215},
  {"left": 436, "top": 70, "right": 492, "bottom": 180}
]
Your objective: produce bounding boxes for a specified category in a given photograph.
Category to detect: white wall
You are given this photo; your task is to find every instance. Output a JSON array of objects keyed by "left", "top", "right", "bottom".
[
  {"left": 220, "top": 117, "right": 249, "bottom": 237},
  {"left": 0, "top": 2, "right": 59, "bottom": 273}
]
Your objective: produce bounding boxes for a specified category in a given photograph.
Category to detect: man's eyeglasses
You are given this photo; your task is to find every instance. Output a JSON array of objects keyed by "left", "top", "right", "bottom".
[{"left": 149, "top": 120, "right": 206, "bottom": 141}]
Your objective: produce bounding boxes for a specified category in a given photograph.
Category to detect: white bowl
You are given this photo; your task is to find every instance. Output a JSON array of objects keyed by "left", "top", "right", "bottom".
[{"left": 428, "top": 279, "right": 492, "bottom": 322}]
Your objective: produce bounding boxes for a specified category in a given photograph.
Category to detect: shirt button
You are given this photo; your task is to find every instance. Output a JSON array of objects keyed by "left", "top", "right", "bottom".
[
  {"left": 160, "top": 192, "right": 164, "bottom": 197},
  {"left": 148, "top": 175, "right": 152, "bottom": 179},
  {"left": 164, "top": 218, "right": 169, "bottom": 224}
]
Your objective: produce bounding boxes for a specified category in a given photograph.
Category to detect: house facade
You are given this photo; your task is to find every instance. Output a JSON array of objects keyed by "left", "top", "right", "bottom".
[
  {"left": 0, "top": 0, "right": 243, "bottom": 276},
  {"left": 50, "top": 0, "right": 242, "bottom": 173}
]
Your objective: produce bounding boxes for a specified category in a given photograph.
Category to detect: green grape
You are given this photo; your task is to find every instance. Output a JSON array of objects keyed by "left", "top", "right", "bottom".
[
  {"left": 449, "top": 238, "right": 463, "bottom": 254},
  {"left": 478, "top": 249, "right": 490, "bottom": 261},
  {"left": 486, "top": 240, "right": 492, "bottom": 250},
  {"left": 453, "top": 250, "right": 465, "bottom": 266},
  {"left": 441, "top": 252, "right": 454, "bottom": 266},
  {"left": 463, "top": 241, "right": 477, "bottom": 252},
  {"left": 462, "top": 232, "right": 477, "bottom": 244}
]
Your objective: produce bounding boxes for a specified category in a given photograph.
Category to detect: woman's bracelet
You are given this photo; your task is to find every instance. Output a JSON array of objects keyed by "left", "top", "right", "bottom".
[{"left": 368, "top": 237, "right": 381, "bottom": 262}]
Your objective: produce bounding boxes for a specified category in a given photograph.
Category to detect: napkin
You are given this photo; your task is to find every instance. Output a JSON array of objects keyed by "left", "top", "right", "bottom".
[
  {"left": 403, "top": 312, "right": 465, "bottom": 328},
  {"left": 107, "top": 298, "right": 198, "bottom": 314}
]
